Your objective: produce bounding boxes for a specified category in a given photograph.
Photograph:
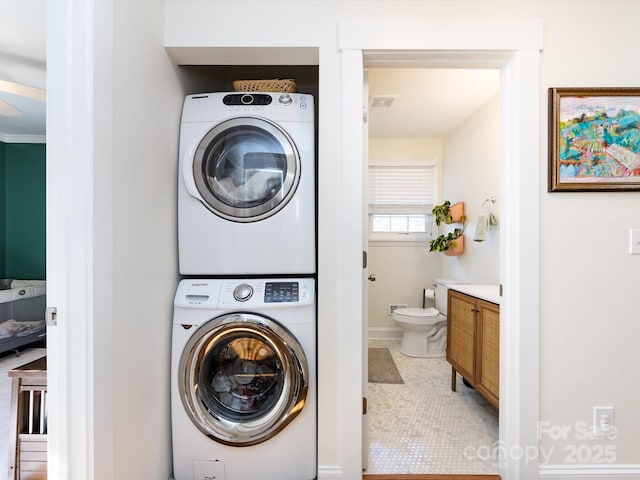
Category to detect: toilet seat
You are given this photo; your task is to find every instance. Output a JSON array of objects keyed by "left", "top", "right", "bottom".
[{"left": 392, "top": 307, "right": 444, "bottom": 325}]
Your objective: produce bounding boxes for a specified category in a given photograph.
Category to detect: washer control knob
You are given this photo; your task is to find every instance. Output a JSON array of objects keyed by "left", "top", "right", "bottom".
[
  {"left": 233, "top": 284, "right": 253, "bottom": 302},
  {"left": 279, "top": 94, "right": 293, "bottom": 105}
]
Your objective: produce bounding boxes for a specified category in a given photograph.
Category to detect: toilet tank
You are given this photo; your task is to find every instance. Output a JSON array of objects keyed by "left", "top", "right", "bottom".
[{"left": 433, "top": 277, "right": 467, "bottom": 315}]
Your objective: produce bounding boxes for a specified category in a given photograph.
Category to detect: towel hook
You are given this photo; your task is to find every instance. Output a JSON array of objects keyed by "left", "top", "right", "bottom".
[{"left": 482, "top": 196, "right": 497, "bottom": 212}]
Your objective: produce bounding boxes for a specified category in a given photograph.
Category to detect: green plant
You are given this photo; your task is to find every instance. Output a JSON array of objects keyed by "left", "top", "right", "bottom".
[
  {"left": 432, "top": 200, "right": 467, "bottom": 226},
  {"left": 429, "top": 227, "right": 464, "bottom": 252},
  {"left": 431, "top": 201, "right": 453, "bottom": 226}
]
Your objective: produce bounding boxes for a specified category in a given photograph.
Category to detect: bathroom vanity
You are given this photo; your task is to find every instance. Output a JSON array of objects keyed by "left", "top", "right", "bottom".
[{"left": 446, "top": 286, "right": 500, "bottom": 409}]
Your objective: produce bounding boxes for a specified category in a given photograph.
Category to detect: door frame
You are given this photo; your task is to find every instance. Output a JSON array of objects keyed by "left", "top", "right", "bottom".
[
  {"left": 338, "top": 18, "right": 543, "bottom": 480},
  {"left": 47, "top": 1, "right": 116, "bottom": 478}
]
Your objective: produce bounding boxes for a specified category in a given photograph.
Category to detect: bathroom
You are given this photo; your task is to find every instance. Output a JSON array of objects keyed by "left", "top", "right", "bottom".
[{"left": 365, "top": 66, "right": 501, "bottom": 474}]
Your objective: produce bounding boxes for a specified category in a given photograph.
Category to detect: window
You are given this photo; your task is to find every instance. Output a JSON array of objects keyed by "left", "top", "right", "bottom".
[{"left": 368, "top": 164, "right": 436, "bottom": 242}]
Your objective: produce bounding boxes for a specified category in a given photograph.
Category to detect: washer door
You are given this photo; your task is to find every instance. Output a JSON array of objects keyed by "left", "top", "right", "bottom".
[
  {"left": 192, "top": 117, "right": 300, "bottom": 222},
  {"left": 178, "top": 313, "right": 308, "bottom": 446}
]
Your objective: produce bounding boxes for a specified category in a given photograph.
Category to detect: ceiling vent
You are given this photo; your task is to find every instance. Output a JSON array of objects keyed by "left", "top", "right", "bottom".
[{"left": 369, "top": 95, "right": 398, "bottom": 108}]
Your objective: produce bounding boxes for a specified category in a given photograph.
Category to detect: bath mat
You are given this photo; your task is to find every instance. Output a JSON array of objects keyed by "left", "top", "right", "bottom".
[{"left": 368, "top": 347, "right": 404, "bottom": 384}]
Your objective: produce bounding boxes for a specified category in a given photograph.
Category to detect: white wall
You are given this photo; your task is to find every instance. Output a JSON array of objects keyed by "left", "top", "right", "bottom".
[
  {"left": 111, "top": 2, "right": 182, "bottom": 478},
  {"left": 367, "top": 138, "right": 442, "bottom": 336},
  {"left": 441, "top": 94, "right": 500, "bottom": 284},
  {"left": 367, "top": 244, "right": 438, "bottom": 336},
  {"left": 164, "top": 0, "right": 640, "bottom": 473},
  {"left": 52, "top": 1, "right": 639, "bottom": 477},
  {"left": 537, "top": 2, "right": 640, "bottom": 467}
]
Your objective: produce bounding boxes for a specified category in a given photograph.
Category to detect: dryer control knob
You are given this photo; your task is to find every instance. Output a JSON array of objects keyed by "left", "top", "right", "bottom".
[
  {"left": 233, "top": 284, "right": 253, "bottom": 302},
  {"left": 279, "top": 94, "right": 293, "bottom": 105}
]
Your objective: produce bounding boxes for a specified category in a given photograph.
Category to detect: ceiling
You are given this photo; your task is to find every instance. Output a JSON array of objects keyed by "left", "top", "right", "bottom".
[
  {"left": 0, "top": 1, "right": 47, "bottom": 142},
  {"left": 367, "top": 68, "right": 500, "bottom": 138},
  {"left": 0, "top": 2, "right": 499, "bottom": 142}
]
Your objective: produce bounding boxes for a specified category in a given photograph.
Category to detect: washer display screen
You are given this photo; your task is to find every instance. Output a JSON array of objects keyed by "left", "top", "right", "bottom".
[{"left": 264, "top": 282, "right": 299, "bottom": 303}]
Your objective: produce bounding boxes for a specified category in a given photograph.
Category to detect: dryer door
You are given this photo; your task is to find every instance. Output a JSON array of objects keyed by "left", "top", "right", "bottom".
[
  {"left": 178, "top": 312, "right": 308, "bottom": 446},
  {"left": 192, "top": 117, "right": 300, "bottom": 222}
]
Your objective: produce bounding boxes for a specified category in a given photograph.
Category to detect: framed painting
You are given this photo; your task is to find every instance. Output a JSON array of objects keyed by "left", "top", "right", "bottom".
[{"left": 549, "top": 87, "right": 640, "bottom": 191}]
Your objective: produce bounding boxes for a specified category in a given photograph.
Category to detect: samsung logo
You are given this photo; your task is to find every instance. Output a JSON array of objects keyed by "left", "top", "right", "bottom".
[{"left": 190, "top": 282, "right": 208, "bottom": 287}]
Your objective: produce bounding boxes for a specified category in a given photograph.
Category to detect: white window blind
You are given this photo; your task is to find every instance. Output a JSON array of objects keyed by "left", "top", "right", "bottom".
[
  {"left": 368, "top": 165, "right": 435, "bottom": 214},
  {"left": 368, "top": 165, "right": 436, "bottom": 241}
]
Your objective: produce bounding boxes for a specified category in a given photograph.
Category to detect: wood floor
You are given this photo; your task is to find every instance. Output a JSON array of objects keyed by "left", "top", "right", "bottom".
[{"left": 363, "top": 475, "right": 501, "bottom": 480}]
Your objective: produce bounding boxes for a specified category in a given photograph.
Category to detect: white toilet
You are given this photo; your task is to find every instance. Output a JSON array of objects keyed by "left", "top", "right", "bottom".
[{"left": 392, "top": 278, "right": 466, "bottom": 358}]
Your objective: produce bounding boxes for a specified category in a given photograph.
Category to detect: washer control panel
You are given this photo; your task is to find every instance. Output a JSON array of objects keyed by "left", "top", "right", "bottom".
[
  {"left": 264, "top": 281, "right": 298, "bottom": 303},
  {"left": 218, "top": 278, "right": 314, "bottom": 308}
]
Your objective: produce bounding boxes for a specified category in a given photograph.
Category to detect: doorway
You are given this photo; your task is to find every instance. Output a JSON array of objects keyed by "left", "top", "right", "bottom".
[
  {"left": 337, "top": 17, "right": 542, "bottom": 480},
  {"left": 364, "top": 65, "right": 501, "bottom": 474}
]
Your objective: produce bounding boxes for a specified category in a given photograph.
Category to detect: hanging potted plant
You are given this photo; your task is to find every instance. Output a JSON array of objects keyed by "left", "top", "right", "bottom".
[
  {"left": 429, "top": 227, "right": 465, "bottom": 255},
  {"left": 432, "top": 201, "right": 466, "bottom": 226},
  {"left": 430, "top": 200, "right": 466, "bottom": 256}
]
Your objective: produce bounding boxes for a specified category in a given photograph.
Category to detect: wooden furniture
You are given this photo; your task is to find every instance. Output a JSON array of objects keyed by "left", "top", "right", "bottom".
[
  {"left": 8, "top": 356, "right": 47, "bottom": 480},
  {"left": 446, "top": 290, "right": 500, "bottom": 408}
]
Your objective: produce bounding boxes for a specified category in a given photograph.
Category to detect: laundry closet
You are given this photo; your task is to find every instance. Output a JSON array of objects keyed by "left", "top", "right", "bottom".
[{"left": 170, "top": 64, "right": 319, "bottom": 480}]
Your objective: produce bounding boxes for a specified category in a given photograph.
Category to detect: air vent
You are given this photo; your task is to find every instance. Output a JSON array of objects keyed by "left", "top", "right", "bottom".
[
  {"left": 370, "top": 95, "right": 398, "bottom": 108},
  {"left": 388, "top": 303, "right": 407, "bottom": 315}
]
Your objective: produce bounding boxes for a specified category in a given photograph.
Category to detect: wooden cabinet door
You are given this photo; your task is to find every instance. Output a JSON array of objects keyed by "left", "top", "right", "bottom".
[
  {"left": 475, "top": 299, "right": 500, "bottom": 408},
  {"left": 446, "top": 290, "right": 477, "bottom": 383}
]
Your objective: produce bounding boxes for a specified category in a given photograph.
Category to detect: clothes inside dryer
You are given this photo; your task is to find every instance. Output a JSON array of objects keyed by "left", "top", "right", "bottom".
[
  {"left": 210, "top": 153, "right": 286, "bottom": 207},
  {"left": 194, "top": 117, "right": 298, "bottom": 220}
]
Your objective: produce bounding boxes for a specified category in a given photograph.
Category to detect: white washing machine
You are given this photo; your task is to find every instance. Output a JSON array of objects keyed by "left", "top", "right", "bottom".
[
  {"left": 171, "top": 277, "right": 316, "bottom": 480},
  {"left": 178, "top": 92, "right": 315, "bottom": 276}
]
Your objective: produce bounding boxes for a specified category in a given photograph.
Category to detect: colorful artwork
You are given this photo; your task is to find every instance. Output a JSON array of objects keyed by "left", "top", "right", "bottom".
[{"left": 549, "top": 88, "right": 640, "bottom": 191}]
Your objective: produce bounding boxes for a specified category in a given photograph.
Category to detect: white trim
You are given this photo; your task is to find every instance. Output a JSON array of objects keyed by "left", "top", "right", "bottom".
[
  {"left": 0, "top": 134, "right": 46, "bottom": 144},
  {"left": 47, "top": 1, "right": 111, "bottom": 478},
  {"left": 339, "top": 47, "right": 365, "bottom": 480},
  {"left": 367, "top": 327, "right": 403, "bottom": 340},
  {"left": 338, "top": 18, "right": 543, "bottom": 51},
  {"left": 539, "top": 464, "right": 640, "bottom": 479},
  {"left": 368, "top": 240, "right": 430, "bottom": 247},
  {"left": 339, "top": 17, "right": 542, "bottom": 480},
  {"left": 91, "top": 1, "right": 115, "bottom": 479},
  {"left": 318, "top": 465, "right": 344, "bottom": 479},
  {"left": 499, "top": 47, "right": 541, "bottom": 480}
]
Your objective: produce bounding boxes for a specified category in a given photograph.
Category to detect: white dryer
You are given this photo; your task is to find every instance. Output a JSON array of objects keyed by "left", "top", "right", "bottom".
[
  {"left": 171, "top": 277, "right": 316, "bottom": 480},
  {"left": 178, "top": 92, "right": 315, "bottom": 276}
]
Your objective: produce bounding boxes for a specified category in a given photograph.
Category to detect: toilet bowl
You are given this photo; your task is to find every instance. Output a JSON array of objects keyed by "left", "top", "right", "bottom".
[
  {"left": 391, "top": 278, "right": 466, "bottom": 358},
  {"left": 392, "top": 307, "right": 447, "bottom": 357}
]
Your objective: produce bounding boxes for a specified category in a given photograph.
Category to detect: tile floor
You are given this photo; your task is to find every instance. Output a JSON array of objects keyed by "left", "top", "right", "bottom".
[{"left": 366, "top": 339, "right": 499, "bottom": 475}]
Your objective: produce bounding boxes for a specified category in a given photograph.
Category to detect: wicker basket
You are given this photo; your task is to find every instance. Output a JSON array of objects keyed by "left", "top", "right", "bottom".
[{"left": 232, "top": 79, "right": 296, "bottom": 93}]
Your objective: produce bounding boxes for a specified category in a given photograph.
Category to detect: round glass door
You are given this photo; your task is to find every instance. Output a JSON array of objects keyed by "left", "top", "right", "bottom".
[
  {"left": 193, "top": 117, "right": 300, "bottom": 222},
  {"left": 178, "top": 313, "right": 308, "bottom": 446}
]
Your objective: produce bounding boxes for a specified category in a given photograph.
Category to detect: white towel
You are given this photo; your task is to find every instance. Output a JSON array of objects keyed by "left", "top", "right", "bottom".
[{"left": 473, "top": 213, "right": 498, "bottom": 242}]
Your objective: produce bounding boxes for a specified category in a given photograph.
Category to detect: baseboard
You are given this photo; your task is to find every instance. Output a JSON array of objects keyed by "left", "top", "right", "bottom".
[
  {"left": 317, "top": 465, "right": 343, "bottom": 479},
  {"left": 0, "top": 133, "right": 46, "bottom": 144},
  {"left": 169, "top": 467, "right": 341, "bottom": 480},
  {"left": 367, "top": 327, "right": 403, "bottom": 340},
  {"left": 539, "top": 464, "right": 640, "bottom": 479}
]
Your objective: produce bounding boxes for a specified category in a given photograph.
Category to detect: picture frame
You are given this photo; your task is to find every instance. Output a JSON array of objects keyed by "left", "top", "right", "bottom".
[{"left": 548, "top": 87, "right": 640, "bottom": 192}]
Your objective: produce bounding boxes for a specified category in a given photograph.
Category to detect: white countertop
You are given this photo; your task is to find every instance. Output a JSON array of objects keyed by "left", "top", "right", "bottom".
[{"left": 450, "top": 284, "right": 501, "bottom": 305}]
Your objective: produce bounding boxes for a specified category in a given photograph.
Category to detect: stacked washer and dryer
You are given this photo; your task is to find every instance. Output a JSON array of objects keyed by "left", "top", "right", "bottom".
[{"left": 172, "top": 92, "right": 317, "bottom": 480}]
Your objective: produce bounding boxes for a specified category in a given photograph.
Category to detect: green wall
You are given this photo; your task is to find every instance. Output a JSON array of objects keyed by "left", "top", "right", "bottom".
[{"left": 1, "top": 142, "right": 46, "bottom": 280}]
